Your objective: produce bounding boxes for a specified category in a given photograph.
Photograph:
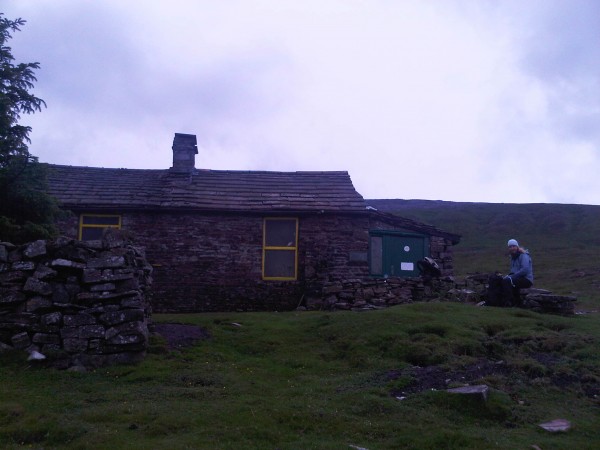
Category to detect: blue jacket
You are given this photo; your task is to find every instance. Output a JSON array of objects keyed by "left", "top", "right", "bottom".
[{"left": 509, "top": 251, "right": 533, "bottom": 283}]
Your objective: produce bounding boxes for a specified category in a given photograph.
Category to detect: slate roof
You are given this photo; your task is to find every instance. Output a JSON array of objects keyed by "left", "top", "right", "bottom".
[
  {"left": 369, "top": 209, "right": 461, "bottom": 244},
  {"left": 44, "top": 164, "right": 367, "bottom": 213}
]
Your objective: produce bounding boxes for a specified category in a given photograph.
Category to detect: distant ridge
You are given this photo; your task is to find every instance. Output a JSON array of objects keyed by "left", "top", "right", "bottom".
[
  {"left": 365, "top": 199, "right": 598, "bottom": 210},
  {"left": 365, "top": 199, "right": 600, "bottom": 236},
  {"left": 366, "top": 199, "right": 457, "bottom": 211}
]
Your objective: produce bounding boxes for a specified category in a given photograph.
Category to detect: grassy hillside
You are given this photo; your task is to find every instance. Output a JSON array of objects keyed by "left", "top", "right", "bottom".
[
  {"left": 2, "top": 306, "right": 600, "bottom": 449},
  {"left": 367, "top": 200, "right": 600, "bottom": 309}
]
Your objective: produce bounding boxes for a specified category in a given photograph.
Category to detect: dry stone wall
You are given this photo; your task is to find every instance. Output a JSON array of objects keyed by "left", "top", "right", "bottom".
[
  {"left": 0, "top": 232, "right": 152, "bottom": 369},
  {"left": 301, "top": 276, "right": 456, "bottom": 311}
]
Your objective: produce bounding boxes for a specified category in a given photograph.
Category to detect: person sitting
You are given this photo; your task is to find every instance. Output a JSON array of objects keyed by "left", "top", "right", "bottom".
[
  {"left": 485, "top": 238, "right": 533, "bottom": 307},
  {"left": 502, "top": 238, "right": 534, "bottom": 306}
]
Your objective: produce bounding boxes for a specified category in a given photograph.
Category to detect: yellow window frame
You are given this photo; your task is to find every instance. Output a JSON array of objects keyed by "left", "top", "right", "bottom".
[
  {"left": 78, "top": 214, "right": 122, "bottom": 240},
  {"left": 262, "top": 217, "right": 298, "bottom": 281}
]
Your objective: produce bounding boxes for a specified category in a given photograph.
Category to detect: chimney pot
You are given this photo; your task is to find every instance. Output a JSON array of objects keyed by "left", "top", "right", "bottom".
[{"left": 171, "top": 133, "right": 198, "bottom": 172}]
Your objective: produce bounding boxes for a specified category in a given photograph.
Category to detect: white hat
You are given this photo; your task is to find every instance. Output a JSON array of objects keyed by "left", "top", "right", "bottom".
[{"left": 507, "top": 239, "right": 519, "bottom": 247}]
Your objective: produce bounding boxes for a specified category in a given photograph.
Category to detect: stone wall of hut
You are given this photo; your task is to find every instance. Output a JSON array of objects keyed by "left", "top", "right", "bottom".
[
  {"left": 56, "top": 212, "right": 373, "bottom": 312},
  {"left": 55, "top": 211, "right": 456, "bottom": 312}
]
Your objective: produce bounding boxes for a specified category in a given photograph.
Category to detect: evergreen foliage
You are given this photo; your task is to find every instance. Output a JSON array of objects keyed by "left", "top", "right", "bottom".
[{"left": 0, "top": 13, "right": 61, "bottom": 243}]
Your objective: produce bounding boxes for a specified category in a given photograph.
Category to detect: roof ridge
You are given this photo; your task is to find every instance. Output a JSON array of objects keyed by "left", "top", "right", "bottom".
[{"left": 45, "top": 163, "right": 352, "bottom": 176}]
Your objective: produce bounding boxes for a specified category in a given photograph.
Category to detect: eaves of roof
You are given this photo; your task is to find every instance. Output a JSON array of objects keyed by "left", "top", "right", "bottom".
[{"left": 369, "top": 210, "right": 461, "bottom": 244}]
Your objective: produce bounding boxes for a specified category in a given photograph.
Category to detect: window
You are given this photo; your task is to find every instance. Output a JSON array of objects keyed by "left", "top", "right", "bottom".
[
  {"left": 263, "top": 218, "right": 298, "bottom": 280},
  {"left": 79, "top": 214, "right": 121, "bottom": 240}
]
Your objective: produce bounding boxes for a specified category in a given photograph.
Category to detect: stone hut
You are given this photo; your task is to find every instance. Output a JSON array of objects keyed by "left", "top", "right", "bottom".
[{"left": 44, "top": 133, "right": 460, "bottom": 312}]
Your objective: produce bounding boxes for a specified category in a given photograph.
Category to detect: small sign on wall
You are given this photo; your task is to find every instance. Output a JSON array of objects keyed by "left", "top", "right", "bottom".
[{"left": 401, "top": 262, "right": 414, "bottom": 271}]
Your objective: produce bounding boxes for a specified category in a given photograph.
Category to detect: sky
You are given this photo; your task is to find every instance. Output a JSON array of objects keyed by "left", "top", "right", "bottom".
[{"left": 3, "top": 0, "right": 600, "bottom": 204}]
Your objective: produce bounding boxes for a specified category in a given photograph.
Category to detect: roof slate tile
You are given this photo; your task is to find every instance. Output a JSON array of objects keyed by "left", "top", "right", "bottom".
[{"left": 45, "top": 165, "right": 366, "bottom": 213}]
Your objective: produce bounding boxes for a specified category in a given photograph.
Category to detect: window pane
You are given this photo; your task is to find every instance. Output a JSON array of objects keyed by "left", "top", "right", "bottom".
[
  {"left": 264, "top": 250, "right": 296, "bottom": 278},
  {"left": 82, "top": 215, "right": 120, "bottom": 225},
  {"left": 370, "top": 236, "right": 383, "bottom": 275},
  {"left": 265, "top": 219, "right": 296, "bottom": 247},
  {"left": 81, "top": 227, "right": 105, "bottom": 241}
]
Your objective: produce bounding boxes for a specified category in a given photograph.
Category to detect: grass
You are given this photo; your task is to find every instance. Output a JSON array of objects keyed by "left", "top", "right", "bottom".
[{"left": 2, "top": 303, "right": 600, "bottom": 449}]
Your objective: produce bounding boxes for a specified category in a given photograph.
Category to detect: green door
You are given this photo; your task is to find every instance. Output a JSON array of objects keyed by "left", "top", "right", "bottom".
[{"left": 370, "top": 232, "right": 428, "bottom": 277}]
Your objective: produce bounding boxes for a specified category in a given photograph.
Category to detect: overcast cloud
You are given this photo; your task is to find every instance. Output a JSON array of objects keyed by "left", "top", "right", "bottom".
[{"left": 3, "top": 0, "right": 600, "bottom": 204}]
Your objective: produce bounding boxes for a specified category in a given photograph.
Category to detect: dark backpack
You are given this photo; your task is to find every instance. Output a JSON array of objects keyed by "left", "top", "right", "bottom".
[{"left": 486, "top": 273, "right": 507, "bottom": 307}]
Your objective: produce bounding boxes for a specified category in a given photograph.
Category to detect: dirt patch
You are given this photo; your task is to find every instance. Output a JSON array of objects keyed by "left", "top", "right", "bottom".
[
  {"left": 388, "top": 358, "right": 509, "bottom": 396},
  {"left": 388, "top": 357, "right": 600, "bottom": 399},
  {"left": 152, "top": 323, "right": 210, "bottom": 350}
]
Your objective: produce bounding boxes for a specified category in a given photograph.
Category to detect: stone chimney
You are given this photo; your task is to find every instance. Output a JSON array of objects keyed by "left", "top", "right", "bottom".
[{"left": 171, "top": 133, "right": 198, "bottom": 172}]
